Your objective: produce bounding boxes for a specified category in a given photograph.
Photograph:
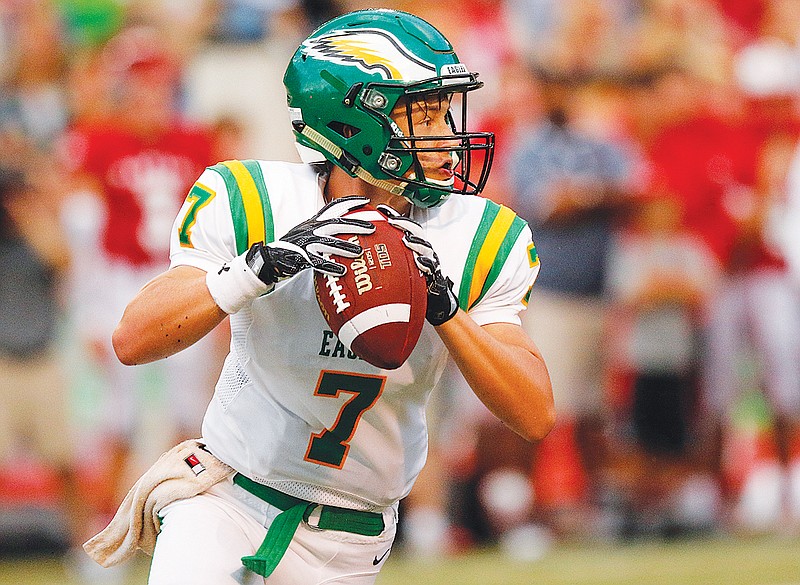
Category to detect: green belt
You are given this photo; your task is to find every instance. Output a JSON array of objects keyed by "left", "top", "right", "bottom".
[{"left": 233, "top": 473, "right": 385, "bottom": 578}]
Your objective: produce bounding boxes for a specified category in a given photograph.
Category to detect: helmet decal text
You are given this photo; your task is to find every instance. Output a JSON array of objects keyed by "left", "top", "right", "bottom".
[{"left": 302, "top": 29, "right": 437, "bottom": 81}]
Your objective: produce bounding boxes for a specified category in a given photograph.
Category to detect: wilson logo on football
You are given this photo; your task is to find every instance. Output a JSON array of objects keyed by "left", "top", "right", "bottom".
[
  {"left": 321, "top": 234, "right": 383, "bottom": 315},
  {"left": 348, "top": 241, "right": 374, "bottom": 296}
]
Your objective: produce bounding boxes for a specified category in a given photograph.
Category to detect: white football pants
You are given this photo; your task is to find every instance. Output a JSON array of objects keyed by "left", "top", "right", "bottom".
[{"left": 148, "top": 476, "right": 398, "bottom": 585}]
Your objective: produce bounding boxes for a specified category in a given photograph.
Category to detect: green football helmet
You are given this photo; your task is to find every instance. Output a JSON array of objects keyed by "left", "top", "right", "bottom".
[{"left": 283, "top": 9, "right": 494, "bottom": 208}]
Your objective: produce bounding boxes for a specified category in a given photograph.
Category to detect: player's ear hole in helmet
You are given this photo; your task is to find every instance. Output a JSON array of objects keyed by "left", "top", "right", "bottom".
[
  {"left": 328, "top": 122, "right": 361, "bottom": 139},
  {"left": 283, "top": 8, "right": 494, "bottom": 208}
]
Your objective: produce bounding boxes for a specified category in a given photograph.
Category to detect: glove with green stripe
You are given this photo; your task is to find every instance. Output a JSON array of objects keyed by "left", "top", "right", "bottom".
[{"left": 377, "top": 204, "right": 459, "bottom": 326}]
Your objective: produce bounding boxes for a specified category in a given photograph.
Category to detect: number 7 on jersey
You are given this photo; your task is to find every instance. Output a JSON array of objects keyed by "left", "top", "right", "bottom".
[
  {"left": 178, "top": 182, "right": 216, "bottom": 248},
  {"left": 305, "top": 370, "right": 386, "bottom": 469}
]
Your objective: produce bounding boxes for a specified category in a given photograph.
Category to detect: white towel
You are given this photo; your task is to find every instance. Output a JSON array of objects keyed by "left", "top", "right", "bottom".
[{"left": 83, "top": 438, "right": 233, "bottom": 567}]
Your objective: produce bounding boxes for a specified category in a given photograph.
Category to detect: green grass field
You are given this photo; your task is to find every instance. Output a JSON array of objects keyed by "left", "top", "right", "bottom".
[{"left": 1, "top": 536, "right": 798, "bottom": 585}]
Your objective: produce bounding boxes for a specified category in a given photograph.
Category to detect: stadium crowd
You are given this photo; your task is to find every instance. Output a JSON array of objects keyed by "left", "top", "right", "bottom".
[{"left": 1, "top": 0, "right": 799, "bottom": 579}]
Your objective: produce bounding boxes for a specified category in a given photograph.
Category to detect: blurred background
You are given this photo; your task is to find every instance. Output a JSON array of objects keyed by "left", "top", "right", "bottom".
[{"left": 1, "top": 0, "right": 799, "bottom": 583}]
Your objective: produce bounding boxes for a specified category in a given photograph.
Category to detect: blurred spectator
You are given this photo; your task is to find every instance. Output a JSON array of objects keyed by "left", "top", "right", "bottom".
[
  {"left": 702, "top": 133, "right": 800, "bottom": 532},
  {"left": 637, "top": 67, "right": 756, "bottom": 277},
  {"left": 508, "top": 71, "right": 635, "bottom": 537},
  {"left": 0, "top": 164, "right": 81, "bottom": 550},
  {"left": 475, "top": 56, "right": 548, "bottom": 206},
  {"left": 605, "top": 182, "right": 720, "bottom": 535},
  {"left": 636, "top": 60, "right": 800, "bottom": 531},
  {"left": 58, "top": 26, "right": 223, "bottom": 542},
  {"left": 0, "top": 0, "right": 70, "bottom": 150},
  {"left": 629, "top": 0, "right": 736, "bottom": 84},
  {"left": 730, "top": 129, "right": 799, "bottom": 530},
  {"left": 507, "top": 0, "right": 640, "bottom": 80}
]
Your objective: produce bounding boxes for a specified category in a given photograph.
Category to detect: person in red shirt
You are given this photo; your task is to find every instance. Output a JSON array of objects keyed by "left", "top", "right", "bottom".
[
  {"left": 64, "top": 27, "right": 215, "bottom": 269},
  {"left": 641, "top": 67, "right": 800, "bottom": 531},
  {"left": 60, "top": 26, "right": 224, "bottom": 543}
]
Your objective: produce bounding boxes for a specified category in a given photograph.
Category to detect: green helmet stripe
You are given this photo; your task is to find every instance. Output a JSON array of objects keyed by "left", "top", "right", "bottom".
[
  {"left": 210, "top": 160, "right": 274, "bottom": 255},
  {"left": 459, "top": 200, "right": 527, "bottom": 310}
]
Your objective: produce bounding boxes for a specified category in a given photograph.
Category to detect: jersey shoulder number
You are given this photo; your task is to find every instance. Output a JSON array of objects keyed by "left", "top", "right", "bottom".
[
  {"left": 178, "top": 181, "right": 216, "bottom": 248},
  {"left": 177, "top": 159, "right": 275, "bottom": 254}
]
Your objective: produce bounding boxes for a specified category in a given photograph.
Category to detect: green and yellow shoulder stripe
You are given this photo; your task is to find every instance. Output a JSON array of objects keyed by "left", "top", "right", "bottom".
[
  {"left": 178, "top": 159, "right": 275, "bottom": 253},
  {"left": 458, "top": 200, "right": 539, "bottom": 311},
  {"left": 209, "top": 159, "right": 274, "bottom": 254}
]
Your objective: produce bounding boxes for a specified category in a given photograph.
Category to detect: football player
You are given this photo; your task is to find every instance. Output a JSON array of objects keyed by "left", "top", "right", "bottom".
[{"left": 105, "top": 9, "right": 554, "bottom": 584}]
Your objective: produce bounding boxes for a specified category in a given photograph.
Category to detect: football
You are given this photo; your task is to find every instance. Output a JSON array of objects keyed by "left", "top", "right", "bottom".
[{"left": 314, "top": 205, "right": 427, "bottom": 369}]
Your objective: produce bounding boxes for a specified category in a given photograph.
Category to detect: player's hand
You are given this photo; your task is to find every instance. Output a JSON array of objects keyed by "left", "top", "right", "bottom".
[
  {"left": 377, "top": 204, "right": 459, "bottom": 326},
  {"left": 207, "top": 196, "right": 375, "bottom": 314},
  {"left": 248, "top": 196, "right": 375, "bottom": 286}
]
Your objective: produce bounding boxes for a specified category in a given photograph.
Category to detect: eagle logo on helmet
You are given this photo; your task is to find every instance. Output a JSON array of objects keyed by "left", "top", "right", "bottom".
[{"left": 302, "top": 29, "right": 437, "bottom": 81}]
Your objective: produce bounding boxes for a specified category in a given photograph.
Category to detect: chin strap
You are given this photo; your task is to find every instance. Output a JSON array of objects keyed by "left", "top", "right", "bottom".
[{"left": 297, "top": 124, "right": 408, "bottom": 197}]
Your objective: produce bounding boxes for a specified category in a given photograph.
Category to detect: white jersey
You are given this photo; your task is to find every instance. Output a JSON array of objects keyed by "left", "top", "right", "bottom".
[{"left": 169, "top": 160, "right": 540, "bottom": 511}]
